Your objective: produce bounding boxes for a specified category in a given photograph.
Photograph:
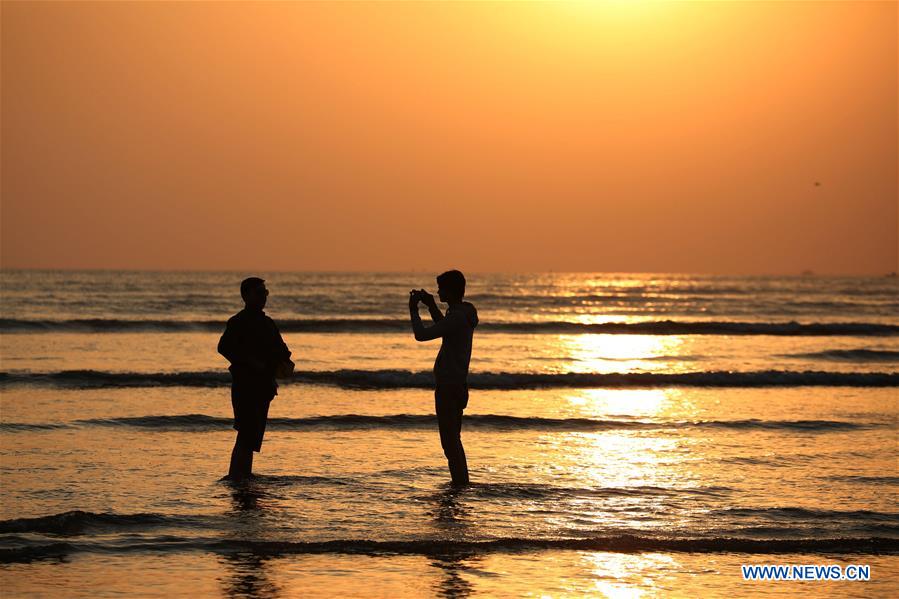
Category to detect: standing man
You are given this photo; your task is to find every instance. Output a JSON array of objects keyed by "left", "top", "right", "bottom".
[
  {"left": 218, "top": 277, "right": 293, "bottom": 481},
  {"left": 409, "top": 270, "right": 479, "bottom": 486}
]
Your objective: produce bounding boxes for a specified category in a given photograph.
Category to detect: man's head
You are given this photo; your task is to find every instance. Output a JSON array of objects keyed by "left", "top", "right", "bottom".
[
  {"left": 240, "top": 277, "right": 268, "bottom": 310},
  {"left": 436, "top": 270, "right": 466, "bottom": 303}
]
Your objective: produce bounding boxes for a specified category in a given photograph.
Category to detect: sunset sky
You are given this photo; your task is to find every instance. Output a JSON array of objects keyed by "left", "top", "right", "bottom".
[{"left": 1, "top": 1, "right": 896, "bottom": 274}]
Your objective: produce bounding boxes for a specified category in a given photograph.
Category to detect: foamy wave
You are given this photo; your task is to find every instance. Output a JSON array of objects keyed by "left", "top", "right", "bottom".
[
  {"left": 2, "top": 369, "right": 896, "bottom": 390},
  {"left": 2, "top": 318, "right": 897, "bottom": 336},
  {"left": 823, "top": 475, "right": 899, "bottom": 485},
  {"left": 2, "top": 414, "right": 884, "bottom": 433},
  {"left": 0, "top": 422, "right": 70, "bottom": 432},
  {"left": 1, "top": 534, "right": 895, "bottom": 563},
  {"left": 713, "top": 507, "right": 899, "bottom": 523},
  {"left": 419, "top": 482, "right": 734, "bottom": 501},
  {"left": 0, "top": 510, "right": 208, "bottom": 535},
  {"left": 781, "top": 348, "right": 899, "bottom": 362}
]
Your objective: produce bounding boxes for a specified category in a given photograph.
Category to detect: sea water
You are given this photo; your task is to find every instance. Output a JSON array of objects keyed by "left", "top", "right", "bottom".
[{"left": 1, "top": 271, "right": 897, "bottom": 597}]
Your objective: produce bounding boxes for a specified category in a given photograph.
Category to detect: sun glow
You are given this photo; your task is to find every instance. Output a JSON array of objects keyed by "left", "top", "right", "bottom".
[{"left": 565, "top": 0, "right": 662, "bottom": 20}]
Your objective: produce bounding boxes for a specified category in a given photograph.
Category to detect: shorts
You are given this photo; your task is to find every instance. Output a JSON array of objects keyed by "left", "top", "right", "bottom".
[
  {"left": 231, "top": 388, "right": 273, "bottom": 453},
  {"left": 435, "top": 383, "right": 469, "bottom": 411}
]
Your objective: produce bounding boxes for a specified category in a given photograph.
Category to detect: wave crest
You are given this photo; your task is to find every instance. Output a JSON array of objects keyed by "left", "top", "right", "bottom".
[
  {"left": 2, "top": 369, "right": 896, "bottom": 390},
  {"left": 2, "top": 318, "right": 897, "bottom": 336},
  {"left": 3, "top": 414, "right": 883, "bottom": 433},
  {"left": 1, "top": 535, "right": 896, "bottom": 563},
  {"left": 0, "top": 510, "right": 195, "bottom": 535},
  {"left": 781, "top": 348, "right": 899, "bottom": 362}
]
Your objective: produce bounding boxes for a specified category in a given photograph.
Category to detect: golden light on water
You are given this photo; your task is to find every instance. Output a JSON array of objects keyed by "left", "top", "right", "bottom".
[
  {"left": 579, "top": 425, "right": 684, "bottom": 490},
  {"left": 561, "top": 333, "right": 686, "bottom": 373},
  {"left": 561, "top": 388, "right": 670, "bottom": 419},
  {"left": 582, "top": 552, "right": 680, "bottom": 598},
  {"left": 538, "top": 388, "right": 689, "bottom": 492}
]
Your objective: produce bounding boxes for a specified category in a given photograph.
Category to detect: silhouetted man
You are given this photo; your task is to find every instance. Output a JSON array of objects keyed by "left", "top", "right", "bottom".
[
  {"left": 218, "top": 277, "right": 293, "bottom": 481},
  {"left": 409, "top": 270, "right": 479, "bottom": 486}
]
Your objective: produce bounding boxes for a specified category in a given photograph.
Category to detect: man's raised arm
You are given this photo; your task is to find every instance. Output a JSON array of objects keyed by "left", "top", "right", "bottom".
[
  {"left": 410, "top": 296, "right": 463, "bottom": 342},
  {"left": 423, "top": 292, "right": 444, "bottom": 323}
]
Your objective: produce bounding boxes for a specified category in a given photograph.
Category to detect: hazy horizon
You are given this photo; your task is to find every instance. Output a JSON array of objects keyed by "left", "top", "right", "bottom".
[{"left": 1, "top": 267, "right": 896, "bottom": 277}]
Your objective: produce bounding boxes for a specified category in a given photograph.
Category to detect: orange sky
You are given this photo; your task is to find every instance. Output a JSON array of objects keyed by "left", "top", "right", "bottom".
[{"left": 1, "top": 1, "right": 896, "bottom": 274}]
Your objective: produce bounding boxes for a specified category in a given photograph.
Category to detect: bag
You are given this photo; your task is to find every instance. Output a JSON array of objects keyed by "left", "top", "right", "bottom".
[{"left": 275, "top": 359, "right": 295, "bottom": 380}]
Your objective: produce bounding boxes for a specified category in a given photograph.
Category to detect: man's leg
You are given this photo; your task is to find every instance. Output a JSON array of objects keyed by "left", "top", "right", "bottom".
[
  {"left": 228, "top": 439, "right": 253, "bottom": 480},
  {"left": 230, "top": 389, "right": 247, "bottom": 480},
  {"left": 229, "top": 392, "right": 270, "bottom": 480},
  {"left": 435, "top": 385, "right": 469, "bottom": 485}
]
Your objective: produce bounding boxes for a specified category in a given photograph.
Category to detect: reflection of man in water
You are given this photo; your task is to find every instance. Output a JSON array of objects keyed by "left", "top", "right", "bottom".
[
  {"left": 223, "top": 484, "right": 283, "bottom": 597},
  {"left": 409, "top": 270, "right": 479, "bottom": 486},
  {"left": 218, "top": 277, "right": 292, "bottom": 481}
]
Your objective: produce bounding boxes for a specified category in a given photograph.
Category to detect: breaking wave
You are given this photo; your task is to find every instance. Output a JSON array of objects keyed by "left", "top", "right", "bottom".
[
  {"left": 0, "top": 510, "right": 209, "bottom": 536},
  {"left": 2, "top": 534, "right": 896, "bottom": 563},
  {"left": 3, "top": 414, "right": 884, "bottom": 433},
  {"left": 2, "top": 318, "right": 897, "bottom": 336},
  {"left": 781, "top": 348, "right": 899, "bottom": 362},
  {"left": 2, "top": 369, "right": 896, "bottom": 389}
]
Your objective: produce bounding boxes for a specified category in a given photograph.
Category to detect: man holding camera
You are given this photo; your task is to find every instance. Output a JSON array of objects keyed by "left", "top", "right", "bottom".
[{"left": 409, "top": 270, "right": 479, "bottom": 486}]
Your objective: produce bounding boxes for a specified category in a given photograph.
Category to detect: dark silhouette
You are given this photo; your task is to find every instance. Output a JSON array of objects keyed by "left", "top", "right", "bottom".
[
  {"left": 409, "top": 270, "right": 479, "bottom": 486},
  {"left": 218, "top": 277, "right": 293, "bottom": 481}
]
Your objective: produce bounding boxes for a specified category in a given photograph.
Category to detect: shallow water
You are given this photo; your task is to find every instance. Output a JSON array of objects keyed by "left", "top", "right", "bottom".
[{"left": 1, "top": 272, "right": 897, "bottom": 596}]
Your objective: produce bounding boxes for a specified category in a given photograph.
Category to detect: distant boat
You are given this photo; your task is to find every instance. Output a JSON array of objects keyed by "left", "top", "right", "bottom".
[{"left": 800, "top": 270, "right": 815, "bottom": 276}]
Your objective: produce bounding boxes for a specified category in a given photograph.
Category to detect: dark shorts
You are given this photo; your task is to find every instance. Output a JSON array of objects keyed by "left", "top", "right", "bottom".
[
  {"left": 435, "top": 383, "right": 469, "bottom": 411},
  {"left": 231, "top": 388, "right": 273, "bottom": 453}
]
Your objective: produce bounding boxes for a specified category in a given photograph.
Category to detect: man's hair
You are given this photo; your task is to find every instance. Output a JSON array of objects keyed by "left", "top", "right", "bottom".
[
  {"left": 240, "top": 277, "right": 265, "bottom": 301},
  {"left": 437, "top": 270, "right": 466, "bottom": 299}
]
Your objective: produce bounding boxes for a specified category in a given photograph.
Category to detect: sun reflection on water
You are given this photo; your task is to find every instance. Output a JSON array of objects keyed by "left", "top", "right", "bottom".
[
  {"left": 579, "top": 432, "right": 682, "bottom": 490},
  {"left": 558, "top": 332, "right": 689, "bottom": 373},
  {"left": 561, "top": 388, "right": 669, "bottom": 419},
  {"left": 536, "top": 331, "right": 710, "bottom": 543},
  {"left": 582, "top": 552, "right": 680, "bottom": 598},
  {"left": 557, "top": 388, "right": 699, "bottom": 422}
]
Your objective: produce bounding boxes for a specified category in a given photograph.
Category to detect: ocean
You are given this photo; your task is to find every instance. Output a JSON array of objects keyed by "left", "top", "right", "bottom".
[{"left": 1, "top": 271, "right": 897, "bottom": 597}]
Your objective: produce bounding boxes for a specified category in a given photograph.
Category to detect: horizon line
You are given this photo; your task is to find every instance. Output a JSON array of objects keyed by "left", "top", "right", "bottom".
[{"left": 1, "top": 267, "right": 896, "bottom": 278}]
